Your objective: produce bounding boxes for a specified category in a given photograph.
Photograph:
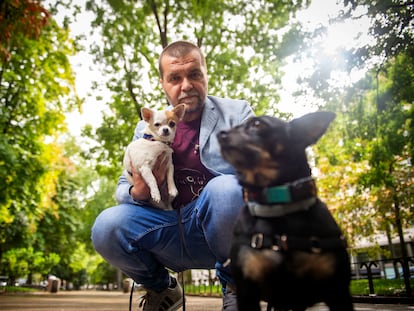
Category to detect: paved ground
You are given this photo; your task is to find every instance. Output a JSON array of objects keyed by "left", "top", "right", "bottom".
[{"left": 0, "top": 290, "right": 413, "bottom": 310}]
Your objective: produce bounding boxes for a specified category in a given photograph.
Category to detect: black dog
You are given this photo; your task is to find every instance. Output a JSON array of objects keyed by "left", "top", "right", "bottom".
[{"left": 217, "top": 112, "right": 354, "bottom": 311}]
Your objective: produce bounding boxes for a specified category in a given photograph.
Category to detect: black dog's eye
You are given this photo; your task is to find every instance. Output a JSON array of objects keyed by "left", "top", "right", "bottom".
[
  {"left": 169, "top": 121, "right": 176, "bottom": 128},
  {"left": 246, "top": 118, "right": 265, "bottom": 131},
  {"left": 154, "top": 122, "right": 161, "bottom": 127},
  {"left": 252, "top": 120, "right": 262, "bottom": 127}
]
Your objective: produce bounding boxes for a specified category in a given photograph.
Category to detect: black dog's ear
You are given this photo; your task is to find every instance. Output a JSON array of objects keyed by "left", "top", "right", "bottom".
[{"left": 289, "top": 111, "right": 336, "bottom": 147}]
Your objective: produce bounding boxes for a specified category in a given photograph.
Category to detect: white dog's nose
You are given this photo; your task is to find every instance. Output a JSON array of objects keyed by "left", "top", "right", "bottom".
[{"left": 162, "top": 127, "right": 170, "bottom": 136}]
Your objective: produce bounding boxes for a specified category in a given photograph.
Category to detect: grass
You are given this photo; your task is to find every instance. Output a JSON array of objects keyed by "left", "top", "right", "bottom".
[
  {"left": 0, "top": 286, "right": 40, "bottom": 293},
  {"left": 184, "top": 278, "right": 414, "bottom": 297},
  {"left": 184, "top": 283, "right": 222, "bottom": 297},
  {"left": 350, "top": 278, "right": 414, "bottom": 296},
  {"left": 2, "top": 278, "right": 413, "bottom": 297}
]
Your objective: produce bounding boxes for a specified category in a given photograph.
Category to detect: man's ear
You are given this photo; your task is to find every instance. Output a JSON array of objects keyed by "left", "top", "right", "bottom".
[{"left": 289, "top": 111, "right": 336, "bottom": 147}]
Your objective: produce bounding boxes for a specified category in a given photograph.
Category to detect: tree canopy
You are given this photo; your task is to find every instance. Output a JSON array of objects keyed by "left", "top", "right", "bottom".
[
  {"left": 308, "top": 3, "right": 414, "bottom": 286},
  {"left": 82, "top": 0, "right": 311, "bottom": 181},
  {"left": 342, "top": 0, "right": 414, "bottom": 67},
  {"left": 0, "top": 0, "right": 86, "bottom": 283}
]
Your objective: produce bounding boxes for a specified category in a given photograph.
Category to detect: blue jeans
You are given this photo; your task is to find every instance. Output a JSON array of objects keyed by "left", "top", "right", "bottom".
[{"left": 91, "top": 175, "right": 243, "bottom": 292}]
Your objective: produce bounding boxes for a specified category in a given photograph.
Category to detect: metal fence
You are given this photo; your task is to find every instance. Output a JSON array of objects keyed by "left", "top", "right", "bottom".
[
  {"left": 183, "top": 256, "right": 414, "bottom": 297},
  {"left": 184, "top": 281, "right": 222, "bottom": 297},
  {"left": 351, "top": 256, "right": 413, "bottom": 296}
]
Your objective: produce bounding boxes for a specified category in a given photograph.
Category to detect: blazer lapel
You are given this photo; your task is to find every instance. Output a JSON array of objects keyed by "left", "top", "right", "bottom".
[{"left": 199, "top": 98, "right": 218, "bottom": 151}]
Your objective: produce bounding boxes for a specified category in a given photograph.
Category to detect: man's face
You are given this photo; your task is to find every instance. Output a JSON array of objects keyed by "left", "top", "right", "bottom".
[{"left": 160, "top": 50, "right": 208, "bottom": 121}]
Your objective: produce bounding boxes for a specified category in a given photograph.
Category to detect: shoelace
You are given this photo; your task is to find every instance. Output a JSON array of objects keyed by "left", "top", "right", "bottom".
[
  {"left": 138, "top": 293, "right": 149, "bottom": 309},
  {"left": 138, "top": 290, "right": 157, "bottom": 310}
]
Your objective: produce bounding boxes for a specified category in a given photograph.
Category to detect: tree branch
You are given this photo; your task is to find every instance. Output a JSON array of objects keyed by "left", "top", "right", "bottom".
[
  {"left": 151, "top": 0, "right": 168, "bottom": 48},
  {"left": 121, "top": 52, "right": 140, "bottom": 117}
]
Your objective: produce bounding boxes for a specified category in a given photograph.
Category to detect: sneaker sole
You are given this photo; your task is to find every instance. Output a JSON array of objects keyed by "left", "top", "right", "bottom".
[{"left": 167, "top": 297, "right": 184, "bottom": 311}]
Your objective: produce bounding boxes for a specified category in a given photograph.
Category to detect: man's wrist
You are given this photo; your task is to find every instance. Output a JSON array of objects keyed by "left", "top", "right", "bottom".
[
  {"left": 129, "top": 184, "right": 150, "bottom": 201},
  {"left": 129, "top": 185, "right": 141, "bottom": 202}
]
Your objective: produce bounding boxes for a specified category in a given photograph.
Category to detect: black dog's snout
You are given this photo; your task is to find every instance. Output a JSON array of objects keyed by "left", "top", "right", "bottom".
[{"left": 162, "top": 128, "right": 170, "bottom": 135}]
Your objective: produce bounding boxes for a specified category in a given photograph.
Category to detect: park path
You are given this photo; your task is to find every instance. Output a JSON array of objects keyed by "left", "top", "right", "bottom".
[
  {"left": 0, "top": 291, "right": 222, "bottom": 310},
  {"left": 0, "top": 290, "right": 413, "bottom": 310}
]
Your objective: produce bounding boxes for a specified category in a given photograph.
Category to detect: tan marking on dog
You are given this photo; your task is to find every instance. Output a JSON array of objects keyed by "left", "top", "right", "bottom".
[
  {"left": 274, "top": 143, "right": 285, "bottom": 154},
  {"left": 249, "top": 153, "right": 280, "bottom": 186},
  {"left": 239, "top": 247, "right": 282, "bottom": 283},
  {"left": 254, "top": 166, "right": 278, "bottom": 181},
  {"left": 165, "top": 104, "right": 186, "bottom": 122},
  {"left": 165, "top": 110, "right": 180, "bottom": 122},
  {"left": 291, "top": 252, "right": 336, "bottom": 279},
  {"left": 239, "top": 149, "right": 280, "bottom": 186},
  {"left": 243, "top": 171, "right": 257, "bottom": 185}
]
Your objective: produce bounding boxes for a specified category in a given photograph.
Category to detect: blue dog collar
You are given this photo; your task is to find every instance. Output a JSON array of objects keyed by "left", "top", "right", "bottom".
[
  {"left": 142, "top": 133, "right": 172, "bottom": 146},
  {"left": 143, "top": 133, "right": 155, "bottom": 141}
]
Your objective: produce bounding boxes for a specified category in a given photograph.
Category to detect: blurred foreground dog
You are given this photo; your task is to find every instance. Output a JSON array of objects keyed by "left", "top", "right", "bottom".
[
  {"left": 124, "top": 104, "right": 185, "bottom": 210},
  {"left": 217, "top": 112, "right": 354, "bottom": 311}
]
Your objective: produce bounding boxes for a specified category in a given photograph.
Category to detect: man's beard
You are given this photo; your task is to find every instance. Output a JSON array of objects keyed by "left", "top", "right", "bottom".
[{"left": 167, "top": 91, "right": 206, "bottom": 113}]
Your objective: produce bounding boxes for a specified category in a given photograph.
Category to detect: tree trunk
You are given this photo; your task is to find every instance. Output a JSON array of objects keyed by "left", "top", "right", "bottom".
[{"left": 393, "top": 194, "right": 412, "bottom": 296}]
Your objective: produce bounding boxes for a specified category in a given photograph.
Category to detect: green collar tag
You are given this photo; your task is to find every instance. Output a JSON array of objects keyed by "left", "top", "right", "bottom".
[{"left": 264, "top": 186, "right": 292, "bottom": 203}]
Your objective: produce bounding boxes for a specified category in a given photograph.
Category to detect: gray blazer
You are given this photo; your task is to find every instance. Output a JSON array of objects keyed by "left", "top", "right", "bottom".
[{"left": 116, "top": 95, "right": 255, "bottom": 204}]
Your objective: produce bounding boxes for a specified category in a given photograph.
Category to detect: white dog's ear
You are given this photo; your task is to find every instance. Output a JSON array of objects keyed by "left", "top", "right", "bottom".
[
  {"left": 173, "top": 104, "right": 186, "bottom": 120},
  {"left": 141, "top": 107, "right": 153, "bottom": 122}
]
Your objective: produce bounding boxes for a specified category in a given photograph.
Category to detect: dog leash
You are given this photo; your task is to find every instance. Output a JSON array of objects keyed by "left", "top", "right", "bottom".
[
  {"left": 177, "top": 206, "right": 187, "bottom": 311},
  {"left": 129, "top": 281, "right": 135, "bottom": 311}
]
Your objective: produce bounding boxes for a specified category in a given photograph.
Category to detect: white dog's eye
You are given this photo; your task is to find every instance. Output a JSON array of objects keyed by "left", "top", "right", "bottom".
[
  {"left": 154, "top": 122, "right": 161, "bottom": 127},
  {"left": 169, "top": 121, "right": 176, "bottom": 128}
]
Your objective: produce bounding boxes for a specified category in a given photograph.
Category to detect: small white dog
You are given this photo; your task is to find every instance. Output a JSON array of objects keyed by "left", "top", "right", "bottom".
[{"left": 123, "top": 104, "right": 186, "bottom": 210}]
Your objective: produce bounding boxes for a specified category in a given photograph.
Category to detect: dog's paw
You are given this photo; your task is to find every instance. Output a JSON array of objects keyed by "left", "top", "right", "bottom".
[
  {"left": 168, "top": 186, "right": 178, "bottom": 198},
  {"left": 150, "top": 190, "right": 161, "bottom": 203}
]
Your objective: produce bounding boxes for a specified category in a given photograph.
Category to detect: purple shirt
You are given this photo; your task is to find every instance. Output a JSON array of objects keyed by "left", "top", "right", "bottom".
[{"left": 172, "top": 118, "right": 215, "bottom": 208}]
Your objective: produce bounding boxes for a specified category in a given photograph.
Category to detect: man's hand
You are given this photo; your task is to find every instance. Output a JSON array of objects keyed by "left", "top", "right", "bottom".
[{"left": 129, "top": 154, "right": 169, "bottom": 201}]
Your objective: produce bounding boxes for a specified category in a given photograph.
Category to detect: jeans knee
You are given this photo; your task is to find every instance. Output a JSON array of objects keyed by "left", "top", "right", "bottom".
[
  {"left": 91, "top": 207, "right": 122, "bottom": 255},
  {"left": 205, "top": 175, "right": 241, "bottom": 199},
  {"left": 196, "top": 175, "right": 243, "bottom": 262},
  {"left": 198, "top": 175, "right": 244, "bottom": 214}
]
